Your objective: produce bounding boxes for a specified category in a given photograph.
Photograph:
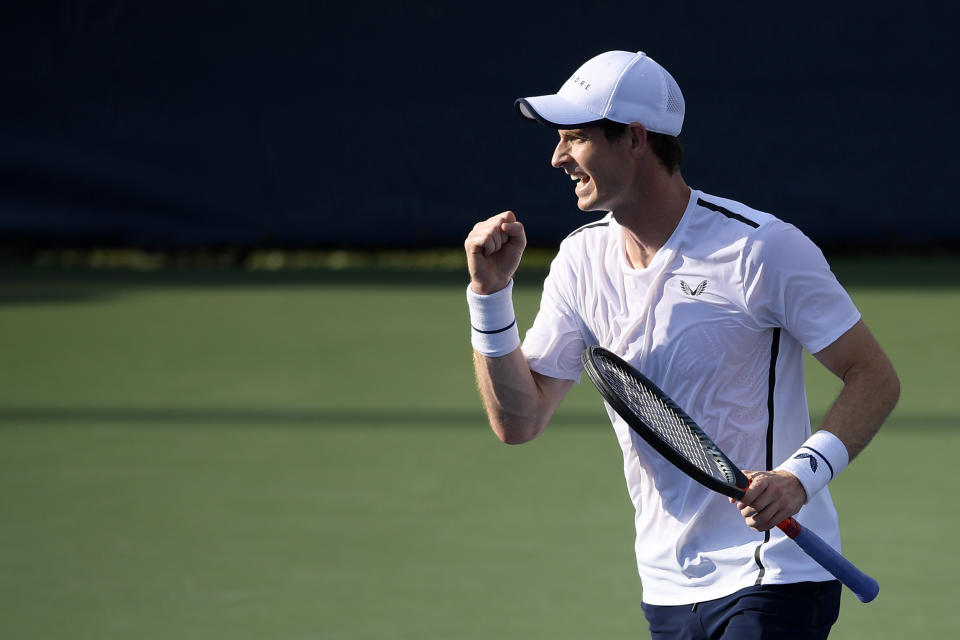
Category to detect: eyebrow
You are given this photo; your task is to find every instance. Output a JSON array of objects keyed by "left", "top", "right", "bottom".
[{"left": 559, "top": 129, "right": 589, "bottom": 140}]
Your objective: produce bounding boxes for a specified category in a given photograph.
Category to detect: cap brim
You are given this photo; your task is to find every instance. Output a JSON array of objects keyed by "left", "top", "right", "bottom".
[{"left": 514, "top": 96, "right": 605, "bottom": 129}]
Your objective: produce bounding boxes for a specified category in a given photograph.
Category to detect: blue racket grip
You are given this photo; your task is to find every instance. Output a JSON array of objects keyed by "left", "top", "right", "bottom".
[{"left": 777, "top": 518, "right": 879, "bottom": 603}]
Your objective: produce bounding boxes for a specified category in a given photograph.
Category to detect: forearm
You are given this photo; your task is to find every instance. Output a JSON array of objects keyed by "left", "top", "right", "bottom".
[
  {"left": 473, "top": 349, "right": 552, "bottom": 444},
  {"left": 818, "top": 352, "right": 900, "bottom": 460}
]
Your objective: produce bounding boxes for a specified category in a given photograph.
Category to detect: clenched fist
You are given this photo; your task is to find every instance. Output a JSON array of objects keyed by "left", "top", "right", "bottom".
[{"left": 464, "top": 211, "right": 527, "bottom": 295}]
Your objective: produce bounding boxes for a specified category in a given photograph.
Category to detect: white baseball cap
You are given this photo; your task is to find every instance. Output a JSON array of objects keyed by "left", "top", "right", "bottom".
[{"left": 515, "top": 50, "right": 685, "bottom": 136}]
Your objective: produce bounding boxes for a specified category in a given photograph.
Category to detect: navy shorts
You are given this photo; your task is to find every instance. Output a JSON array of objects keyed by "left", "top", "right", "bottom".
[{"left": 641, "top": 581, "right": 842, "bottom": 640}]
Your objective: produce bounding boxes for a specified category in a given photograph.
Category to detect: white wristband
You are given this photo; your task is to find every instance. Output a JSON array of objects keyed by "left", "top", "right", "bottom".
[
  {"left": 467, "top": 280, "right": 521, "bottom": 357},
  {"left": 775, "top": 430, "right": 850, "bottom": 503}
]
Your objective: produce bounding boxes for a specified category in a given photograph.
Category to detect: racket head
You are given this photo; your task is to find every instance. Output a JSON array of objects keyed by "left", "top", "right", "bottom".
[{"left": 582, "top": 346, "right": 749, "bottom": 500}]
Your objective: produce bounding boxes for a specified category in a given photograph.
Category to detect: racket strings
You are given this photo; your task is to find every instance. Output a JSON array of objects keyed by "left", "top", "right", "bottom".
[{"left": 601, "top": 360, "right": 729, "bottom": 484}]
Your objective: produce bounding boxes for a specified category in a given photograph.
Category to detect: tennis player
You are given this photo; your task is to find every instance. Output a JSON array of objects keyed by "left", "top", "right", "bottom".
[{"left": 464, "top": 50, "right": 899, "bottom": 639}]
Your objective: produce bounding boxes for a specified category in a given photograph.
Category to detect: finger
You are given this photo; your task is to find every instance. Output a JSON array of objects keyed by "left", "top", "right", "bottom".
[
  {"left": 737, "top": 470, "right": 769, "bottom": 507},
  {"left": 465, "top": 233, "right": 493, "bottom": 256},
  {"left": 735, "top": 479, "right": 772, "bottom": 514},
  {"left": 750, "top": 504, "right": 787, "bottom": 532},
  {"left": 464, "top": 224, "right": 493, "bottom": 254},
  {"left": 500, "top": 220, "right": 526, "bottom": 240},
  {"left": 740, "top": 506, "right": 767, "bottom": 531},
  {"left": 740, "top": 486, "right": 792, "bottom": 531},
  {"left": 764, "top": 508, "right": 791, "bottom": 531},
  {"left": 482, "top": 211, "right": 516, "bottom": 233},
  {"left": 735, "top": 490, "right": 759, "bottom": 511},
  {"left": 464, "top": 234, "right": 485, "bottom": 255},
  {"left": 482, "top": 231, "right": 505, "bottom": 256}
]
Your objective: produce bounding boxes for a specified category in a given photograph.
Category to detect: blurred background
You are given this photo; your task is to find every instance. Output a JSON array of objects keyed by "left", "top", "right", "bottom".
[
  {"left": 1, "top": 2, "right": 958, "bottom": 639},
  {"left": 1, "top": 1, "right": 955, "bottom": 252}
]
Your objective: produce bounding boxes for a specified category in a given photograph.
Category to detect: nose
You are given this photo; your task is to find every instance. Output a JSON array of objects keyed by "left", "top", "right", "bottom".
[{"left": 550, "top": 139, "right": 569, "bottom": 169}]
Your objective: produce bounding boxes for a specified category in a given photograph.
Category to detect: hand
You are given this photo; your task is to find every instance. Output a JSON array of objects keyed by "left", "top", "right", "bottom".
[
  {"left": 464, "top": 211, "right": 527, "bottom": 295},
  {"left": 730, "top": 470, "right": 807, "bottom": 532}
]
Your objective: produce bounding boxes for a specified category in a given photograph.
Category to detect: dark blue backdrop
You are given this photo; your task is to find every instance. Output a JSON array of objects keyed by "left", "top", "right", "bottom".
[{"left": 0, "top": 1, "right": 955, "bottom": 250}]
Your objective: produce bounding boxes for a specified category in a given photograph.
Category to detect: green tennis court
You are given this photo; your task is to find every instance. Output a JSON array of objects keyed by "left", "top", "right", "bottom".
[{"left": 1, "top": 256, "right": 957, "bottom": 638}]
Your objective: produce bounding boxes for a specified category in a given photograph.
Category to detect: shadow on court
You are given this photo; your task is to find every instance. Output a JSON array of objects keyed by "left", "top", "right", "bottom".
[{"left": 0, "top": 406, "right": 951, "bottom": 430}]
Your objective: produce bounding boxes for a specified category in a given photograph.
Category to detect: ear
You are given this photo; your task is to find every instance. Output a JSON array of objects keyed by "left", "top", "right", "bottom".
[{"left": 627, "top": 123, "right": 648, "bottom": 156}]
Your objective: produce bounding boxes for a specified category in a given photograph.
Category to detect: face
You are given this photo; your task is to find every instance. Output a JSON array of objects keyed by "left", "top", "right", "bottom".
[{"left": 550, "top": 126, "right": 635, "bottom": 212}]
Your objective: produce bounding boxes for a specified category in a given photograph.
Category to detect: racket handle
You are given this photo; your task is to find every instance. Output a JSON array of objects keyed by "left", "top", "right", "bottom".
[{"left": 777, "top": 518, "right": 879, "bottom": 603}]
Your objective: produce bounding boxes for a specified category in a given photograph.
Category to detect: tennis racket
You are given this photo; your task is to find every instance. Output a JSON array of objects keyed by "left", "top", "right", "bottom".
[{"left": 581, "top": 345, "right": 879, "bottom": 603}]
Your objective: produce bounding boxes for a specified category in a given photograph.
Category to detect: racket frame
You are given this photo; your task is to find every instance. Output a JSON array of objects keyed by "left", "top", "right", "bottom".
[{"left": 582, "top": 346, "right": 750, "bottom": 499}]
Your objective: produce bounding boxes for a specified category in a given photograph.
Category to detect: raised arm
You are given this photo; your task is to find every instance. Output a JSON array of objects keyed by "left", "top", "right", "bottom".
[{"left": 465, "top": 211, "right": 573, "bottom": 444}]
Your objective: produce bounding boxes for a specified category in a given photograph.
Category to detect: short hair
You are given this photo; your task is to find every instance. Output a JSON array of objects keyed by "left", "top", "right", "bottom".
[{"left": 599, "top": 119, "right": 684, "bottom": 174}]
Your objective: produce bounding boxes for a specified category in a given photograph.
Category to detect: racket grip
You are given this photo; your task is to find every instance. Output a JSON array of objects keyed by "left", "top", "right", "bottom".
[{"left": 777, "top": 518, "right": 879, "bottom": 603}]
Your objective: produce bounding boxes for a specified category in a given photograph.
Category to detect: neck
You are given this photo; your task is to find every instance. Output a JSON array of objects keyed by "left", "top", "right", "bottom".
[{"left": 615, "top": 170, "right": 690, "bottom": 269}]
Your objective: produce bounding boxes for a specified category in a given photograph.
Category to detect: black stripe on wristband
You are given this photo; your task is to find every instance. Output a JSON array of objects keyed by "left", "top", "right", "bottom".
[
  {"left": 800, "top": 445, "right": 835, "bottom": 479},
  {"left": 471, "top": 318, "right": 517, "bottom": 335}
]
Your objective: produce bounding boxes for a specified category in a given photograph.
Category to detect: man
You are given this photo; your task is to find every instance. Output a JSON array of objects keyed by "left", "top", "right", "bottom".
[{"left": 464, "top": 50, "right": 899, "bottom": 639}]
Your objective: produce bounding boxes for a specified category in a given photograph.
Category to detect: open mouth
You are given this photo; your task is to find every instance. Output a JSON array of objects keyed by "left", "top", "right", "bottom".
[{"left": 571, "top": 173, "right": 590, "bottom": 195}]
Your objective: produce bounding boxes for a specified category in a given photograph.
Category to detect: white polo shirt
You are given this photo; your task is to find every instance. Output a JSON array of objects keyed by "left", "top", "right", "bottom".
[{"left": 521, "top": 189, "right": 861, "bottom": 605}]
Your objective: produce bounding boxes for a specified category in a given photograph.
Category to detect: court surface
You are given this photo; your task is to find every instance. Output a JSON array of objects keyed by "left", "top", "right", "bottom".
[{"left": 1, "top": 256, "right": 957, "bottom": 638}]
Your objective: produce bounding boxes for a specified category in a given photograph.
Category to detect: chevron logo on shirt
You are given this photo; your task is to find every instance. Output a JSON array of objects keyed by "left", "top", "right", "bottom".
[{"left": 680, "top": 280, "right": 708, "bottom": 296}]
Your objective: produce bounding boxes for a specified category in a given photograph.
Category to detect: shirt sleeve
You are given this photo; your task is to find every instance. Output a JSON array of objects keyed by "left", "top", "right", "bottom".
[
  {"left": 521, "top": 249, "right": 587, "bottom": 382},
  {"left": 741, "top": 221, "right": 861, "bottom": 354}
]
